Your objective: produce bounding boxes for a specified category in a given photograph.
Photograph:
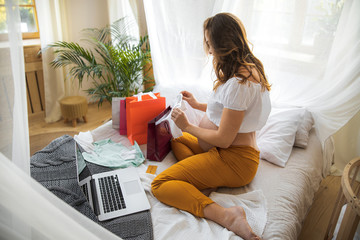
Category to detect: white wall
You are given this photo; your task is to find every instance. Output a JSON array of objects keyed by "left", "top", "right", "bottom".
[
  {"left": 333, "top": 110, "right": 360, "bottom": 171},
  {"left": 63, "top": 0, "right": 110, "bottom": 99},
  {"left": 65, "top": 0, "right": 109, "bottom": 40}
]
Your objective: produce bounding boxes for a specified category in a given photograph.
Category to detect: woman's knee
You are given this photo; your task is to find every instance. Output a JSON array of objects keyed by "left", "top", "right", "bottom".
[{"left": 151, "top": 174, "right": 166, "bottom": 197}]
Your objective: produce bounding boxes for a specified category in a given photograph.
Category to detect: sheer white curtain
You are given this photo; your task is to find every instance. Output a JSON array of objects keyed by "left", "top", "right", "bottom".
[
  {"left": 0, "top": 153, "right": 121, "bottom": 240},
  {"left": 108, "top": 0, "right": 140, "bottom": 39},
  {"left": 35, "top": 0, "right": 68, "bottom": 122},
  {"left": 247, "top": 0, "right": 360, "bottom": 145},
  {"left": 144, "top": 0, "right": 216, "bottom": 90},
  {"left": 0, "top": 1, "right": 125, "bottom": 239},
  {"left": 0, "top": 0, "right": 30, "bottom": 172},
  {"left": 144, "top": 0, "right": 360, "bottom": 174}
]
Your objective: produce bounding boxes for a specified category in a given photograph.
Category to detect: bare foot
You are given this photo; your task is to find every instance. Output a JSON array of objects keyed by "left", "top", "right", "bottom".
[{"left": 223, "top": 206, "right": 261, "bottom": 240}]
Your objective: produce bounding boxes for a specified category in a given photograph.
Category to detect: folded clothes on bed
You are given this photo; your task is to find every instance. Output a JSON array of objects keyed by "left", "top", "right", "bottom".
[
  {"left": 74, "top": 131, "right": 95, "bottom": 152},
  {"left": 81, "top": 138, "right": 145, "bottom": 168}
]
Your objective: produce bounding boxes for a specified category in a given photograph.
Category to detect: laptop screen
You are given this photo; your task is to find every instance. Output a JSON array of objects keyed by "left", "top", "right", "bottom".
[{"left": 75, "top": 142, "right": 92, "bottom": 182}]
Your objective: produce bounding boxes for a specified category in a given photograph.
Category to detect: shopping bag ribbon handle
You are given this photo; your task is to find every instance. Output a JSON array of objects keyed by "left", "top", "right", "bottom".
[{"left": 135, "top": 92, "right": 157, "bottom": 101}]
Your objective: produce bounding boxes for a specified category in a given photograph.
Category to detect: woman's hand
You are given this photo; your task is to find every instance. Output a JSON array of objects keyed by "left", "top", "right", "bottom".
[
  {"left": 171, "top": 107, "right": 190, "bottom": 131},
  {"left": 181, "top": 90, "right": 207, "bottom": 111},
  {"left": 181, "top": 91, "right": 199, "bottom": 109}
]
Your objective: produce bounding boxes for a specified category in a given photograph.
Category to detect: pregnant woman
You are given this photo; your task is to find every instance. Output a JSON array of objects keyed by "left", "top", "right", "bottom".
[{"left": 151, "top": 12, "right": 271, "bottom": 240}]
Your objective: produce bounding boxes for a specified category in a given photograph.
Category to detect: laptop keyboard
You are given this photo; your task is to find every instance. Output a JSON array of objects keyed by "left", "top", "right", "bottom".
[{"left": 99, "top": 175, "right": 126, "bottom": 213}]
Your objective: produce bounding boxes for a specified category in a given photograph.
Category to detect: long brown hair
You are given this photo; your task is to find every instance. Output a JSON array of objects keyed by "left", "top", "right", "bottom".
[{"left": 203, "top": 13, "right": 271, "bottom": 91}]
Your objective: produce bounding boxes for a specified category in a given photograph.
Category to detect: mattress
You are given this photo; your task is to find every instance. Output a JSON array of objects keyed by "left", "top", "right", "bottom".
[{"left": 85, "top": 121, "right": 323, "bottom": 240}]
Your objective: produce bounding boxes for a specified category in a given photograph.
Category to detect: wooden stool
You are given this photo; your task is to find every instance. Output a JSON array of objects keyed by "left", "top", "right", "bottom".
[
  {"left": 59, "top": 96, "right": 88, "bottom": 127},
  {"left": 324, "top": 157, "right": 360, "bottom": 240}
]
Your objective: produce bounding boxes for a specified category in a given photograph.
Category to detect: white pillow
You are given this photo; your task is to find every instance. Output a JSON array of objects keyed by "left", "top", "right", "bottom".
[
  {"left": 294, "top": 110, "right": 314, "bottom": 148},
  {"left": 270, "top": 102, "right": 314, "bottom": 149},
  {"left": 257, "top": 107, "right": 305, "bottom": 167}
]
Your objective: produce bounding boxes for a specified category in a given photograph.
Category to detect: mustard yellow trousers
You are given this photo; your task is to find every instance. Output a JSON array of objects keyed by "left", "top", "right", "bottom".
[{"left": 151, "top": 132, "right": 259, "bottom": 217}]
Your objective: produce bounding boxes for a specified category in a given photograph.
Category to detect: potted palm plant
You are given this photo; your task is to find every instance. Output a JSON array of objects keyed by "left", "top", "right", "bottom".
[{"left": 43, "top": 17, "right": 153, "bottom": 105}]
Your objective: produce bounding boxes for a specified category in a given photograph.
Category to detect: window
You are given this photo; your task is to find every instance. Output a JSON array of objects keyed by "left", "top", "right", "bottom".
[
  {"left": 0, "top": 0, "right": 40, "bottom": 39},
  {"left": 302, "top": 0, "right": 344, "bottom": 46},
  {"left": 247, "top": 0, "right": 343, "bottom": 66},
  {"left": 251, "top": 0, "right": 343, "bottom": 48}
]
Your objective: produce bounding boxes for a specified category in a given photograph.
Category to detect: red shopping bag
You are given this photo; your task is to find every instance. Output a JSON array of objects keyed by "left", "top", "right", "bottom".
[
  {"left": 147, "top": 106, "right": 172, "bottom": 161},
  {"left": 126, "top": 92, "right": 166, "bottom": 145},
  {"left": 119, "top": 98, "right": 127, "bottom": 135}
]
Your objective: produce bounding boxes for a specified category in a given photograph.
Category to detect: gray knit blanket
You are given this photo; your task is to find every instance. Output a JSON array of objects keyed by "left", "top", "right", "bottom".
[{"left": 30, "top": 135, "right": 153, "bottom": 240}]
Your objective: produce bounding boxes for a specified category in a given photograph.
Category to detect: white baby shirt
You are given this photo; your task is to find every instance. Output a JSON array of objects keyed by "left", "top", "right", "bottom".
[{"left": 206, "top": 77, "right": 271, "bottom": 133}]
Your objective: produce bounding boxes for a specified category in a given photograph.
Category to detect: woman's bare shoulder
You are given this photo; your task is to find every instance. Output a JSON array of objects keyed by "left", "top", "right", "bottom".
[{"left": 238, "top": 66, "right": 260, "bottom": 84}]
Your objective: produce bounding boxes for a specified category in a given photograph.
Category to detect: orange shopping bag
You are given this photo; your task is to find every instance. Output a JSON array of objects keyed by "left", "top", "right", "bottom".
[{"left": 126, "top": 92, "right": 166, "bottom": 145}]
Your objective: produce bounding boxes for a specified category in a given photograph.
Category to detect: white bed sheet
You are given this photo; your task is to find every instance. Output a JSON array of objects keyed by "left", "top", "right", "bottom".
[{"left": 85, "top": 121, "right": 323, "bottom": 240}]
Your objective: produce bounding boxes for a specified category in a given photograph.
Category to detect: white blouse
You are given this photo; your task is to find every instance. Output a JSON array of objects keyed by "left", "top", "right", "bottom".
[{"left": 206, "top": 77, "right": 271, "bottom": 133}]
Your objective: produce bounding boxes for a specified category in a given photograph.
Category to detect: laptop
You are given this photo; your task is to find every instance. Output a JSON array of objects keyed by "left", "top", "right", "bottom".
[{"left": 75, "top": 141, "right": 150, "bottom": 221}]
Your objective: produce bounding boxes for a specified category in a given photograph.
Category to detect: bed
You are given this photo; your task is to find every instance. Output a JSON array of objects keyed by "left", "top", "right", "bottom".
[{"left": 73, "top": 86, "right": 325, "bottom": 240}]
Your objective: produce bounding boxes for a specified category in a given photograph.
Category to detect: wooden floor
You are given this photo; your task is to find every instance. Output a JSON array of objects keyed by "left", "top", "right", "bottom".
[
  {"left": 28, "top": 101, "right": 343, "bottom": 239},
  {"left": 28, "top": 101, "right": 112, "bottom": 156},
  {"left": 298, "top": 175, "right": 342, "bottom": 240}
]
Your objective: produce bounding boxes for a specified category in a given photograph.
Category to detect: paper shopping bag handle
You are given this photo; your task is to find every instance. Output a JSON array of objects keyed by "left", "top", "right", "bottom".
[
  {"left": 135, "top": 92, "right": 157, "bottom": 101},
  {"left": 164, "top": 120, "right": 171, "bottom": 134}
]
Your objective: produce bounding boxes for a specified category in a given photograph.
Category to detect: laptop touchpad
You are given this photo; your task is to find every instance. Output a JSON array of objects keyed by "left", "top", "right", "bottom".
[{"left": 124, "top": 180, "right": 142, "bottom": 195}]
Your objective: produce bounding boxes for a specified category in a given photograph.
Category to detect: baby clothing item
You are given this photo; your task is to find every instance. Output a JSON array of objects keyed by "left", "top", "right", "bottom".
[
  {"left": 155, "top": 94, "right": 186, "bottom": 138},
  {"left": 82, "top": 139, "right": 145, "bottom": 168},
  {"left": 206, "top": 77, "right": 271, "bottom": 133},
  {"left": 74, "top": 131, "right": 95, "bottom": 152}
]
